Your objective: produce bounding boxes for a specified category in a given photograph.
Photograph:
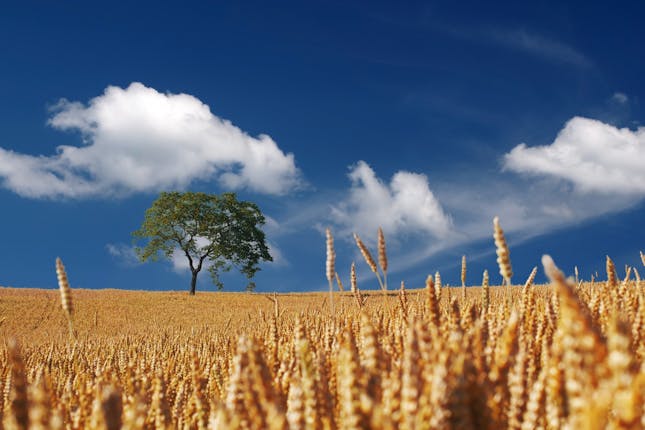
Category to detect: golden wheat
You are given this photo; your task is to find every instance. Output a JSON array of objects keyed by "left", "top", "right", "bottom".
[
  {"left": 325, "top": 228, "right": 335, "bottom": 314},
  {"left": 461, "top": 255, "right": 467, "bottom": 301},
  {"left": 0, "top": 219, "right": 641, "bottom": 429},
  {"left": 378, "top": 227, "right": 388, "bottom": 290},
  {"left": 494, "top": 216, "right": 513, "bottom": 286}
]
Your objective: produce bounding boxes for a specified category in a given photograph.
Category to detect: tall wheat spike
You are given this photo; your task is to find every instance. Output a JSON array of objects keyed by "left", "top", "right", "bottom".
[
  {"left": 334, "top": 272, "right": 345, "bottom": 292},
  {"left": 461, "top": 255, "right": 467, "bottom": 301},
  {"left": 378, "top": 227, "right": 388, "bottom": 290},
  {"left": 325, "top": 228, "right": 335, "bottom": 315},
  {"left": 434, "top": 271, "right": 442, "bottom": 302},
  {"left": 398, "top": 281, "right": 408, "bottom": 321},
  {"left": 354, "top": 233, "right": 385, "bottom": 290},
  {"left": 350, "top": 262, "right": 357, "bottom": 294},
  {"left": 606, "top": 256, "right": 617, "bottom": 289},
  {"left": 55, "top": 257, "right": 75, "bottom": 339},
  {"left": 482, "top": 270, "right": 490, "bottom": 313},
  {"left": 426, "top": 275, "right": 439, "bottom": 329},
  {"left": 350, "top": 262, "right": 365, "bottom": 309},
  {"left": 493, "top": 216, "right": 513, "bottom": 287}
]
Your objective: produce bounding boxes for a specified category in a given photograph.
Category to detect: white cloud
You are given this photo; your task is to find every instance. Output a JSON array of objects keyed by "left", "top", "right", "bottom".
[
  {"left": 267, "top": 242, "right": 289, "bottom": 267},
  {"left": 0, "top": 82, "right": 301, "bottom": 198},
  {"left": 611, "top": 92, "right": 629, "bottom": 104},
  {"left": 504, "top": 117, "right": 645, "bottom": 194},
  {"left": 171, "top": 251, "right": 191, "bottom": 273},
  {"left": 263, "top": 215, "right": 281, "bottom": 235},
  {"left": 330, "top": 161, "right": 452, "bottom": 242},
  {"left": 106, "top": 243, "right": 141, "bottom": 267}
]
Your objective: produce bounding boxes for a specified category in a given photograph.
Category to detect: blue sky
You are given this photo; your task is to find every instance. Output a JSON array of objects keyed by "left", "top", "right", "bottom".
[{"left": 1, "top": 1, "right": 644, "bottom": 293}]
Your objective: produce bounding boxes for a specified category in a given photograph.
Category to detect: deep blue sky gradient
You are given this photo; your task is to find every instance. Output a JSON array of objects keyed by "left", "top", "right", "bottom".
[{"left": 1, "top": 1, "right": 643, "bottom": 292}]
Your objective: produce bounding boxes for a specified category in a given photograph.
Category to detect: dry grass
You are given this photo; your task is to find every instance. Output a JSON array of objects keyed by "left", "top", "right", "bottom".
[{"left": 0, "top": 245, "right": 643, "bottom": 428}]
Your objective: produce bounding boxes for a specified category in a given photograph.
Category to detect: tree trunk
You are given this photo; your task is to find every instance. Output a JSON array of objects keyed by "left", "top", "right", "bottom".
[{"left": 190, "top": 270, "right": 198, "bottom": 295}]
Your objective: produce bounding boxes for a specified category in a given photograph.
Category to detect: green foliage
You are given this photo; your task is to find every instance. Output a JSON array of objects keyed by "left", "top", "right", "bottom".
[{"left": 133, "top": 192, "right": 272, "bottom": 293}]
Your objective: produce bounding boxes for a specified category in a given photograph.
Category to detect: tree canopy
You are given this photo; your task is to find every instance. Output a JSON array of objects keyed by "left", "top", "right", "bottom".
[{"left": 133, "top": 192, "right": 272, "bottom": 294}]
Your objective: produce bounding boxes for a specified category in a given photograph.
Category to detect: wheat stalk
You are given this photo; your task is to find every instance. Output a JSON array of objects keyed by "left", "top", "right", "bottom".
[
  {"left": 325, "top": 228, "right": 335, "bottom": 315},
  {"left": 493, "top": 217, "right": 513, "bottom": 296},
  {"left": 461, "top": 255, "right": 467, "bottom": 301},
  {"left": 482, "top": 270, "right": 490, "bottom": 313},
  {"left": 353, "top": 233, "right": 385, "bottom": 290},
  {"left": 350, "top": 262, "right": 365, "bottom": 309},
  {"left": 434, "top": 271, "right": 442, "bottom": 302},
  {"left": 55, "top": 257, "right": 75, "bottom": 339},
  {"left": 398, "top": 281, "right": 408, "bottom": 322},
  {"left": 335, "top": 272, "right": 345, "bottom": 292},
  {"left": 606, "top": 255, "right": 617, "bottom": 289},
  {"left": 378, "top": 227, "right": 388, "bottom": 290}
]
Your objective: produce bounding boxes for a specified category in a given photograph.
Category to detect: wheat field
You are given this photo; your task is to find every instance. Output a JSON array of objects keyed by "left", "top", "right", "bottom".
[{"left": 0, "top": 239, "right": 643, "bottom": 428}]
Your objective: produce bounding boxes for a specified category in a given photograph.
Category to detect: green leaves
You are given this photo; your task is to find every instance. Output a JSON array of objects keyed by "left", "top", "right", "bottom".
[{"left": 133, "top": 192, "right": 272, "bottom": 293}]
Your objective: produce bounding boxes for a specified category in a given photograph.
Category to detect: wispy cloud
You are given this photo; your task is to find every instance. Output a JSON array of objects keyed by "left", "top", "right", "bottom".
[
  {"left": 106, "top": 243, "right": 141, "bottom": 267},
  {"left": 611, "top": 92, "right": 629, "bottom": 105},
  {"left": 434, "top": 22, "right": 592, "bottom": 69},
  {"left": 0, "top": 82, "right": 302, "bottom": 199},
  {"left": 487, "top": 28, "right": 592, "bottom": 68},
  {"left": 267, "top": 242, "right": 290, "bottom": 267}
]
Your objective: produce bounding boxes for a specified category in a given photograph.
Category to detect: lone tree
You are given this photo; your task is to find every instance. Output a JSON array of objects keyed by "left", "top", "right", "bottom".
[{"left": 133, "top": 191, "right": 272, "bottom": 294}]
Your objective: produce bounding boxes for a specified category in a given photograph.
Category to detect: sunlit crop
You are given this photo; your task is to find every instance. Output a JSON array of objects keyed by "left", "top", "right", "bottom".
[{"left": 0, "top": 220, "right": 643, "bottom": 429}]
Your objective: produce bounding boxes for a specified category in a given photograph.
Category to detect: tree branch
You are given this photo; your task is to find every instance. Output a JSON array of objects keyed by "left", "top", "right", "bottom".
[
  {"left": 184, "top": 249, "right": 195, "bottom": 272},
  {"left": 196, "top": 254, "right": 208, "bottom": 273}
]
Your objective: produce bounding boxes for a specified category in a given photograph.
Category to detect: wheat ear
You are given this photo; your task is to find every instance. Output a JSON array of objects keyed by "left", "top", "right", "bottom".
[
  {"left": 377, "top": 227, "right": 388, "bottom": 290},
  {"left": 461, "top": 255, "right": 467, "bottom": 301},
  {"left": 606, "top": 255, "right": 617, "bottom": 288},
  {"left": 398, "top": 281, "right": 408, "bottom": 321},
  {"left": 325, "top": 228, "right": 335, "bottom": 315},
  {"left": 350, "top": 262, "right": 365, "bottom": 309},
  {"left": 482, "top": 270, "right": 490, "bottom": 313},
  {"left": 353, "top": 233, "right": 385, "bottom": 290},
  {"left": 350, "top": 262, "right": 357, "bottom": 293},
  {"left": 335, "top": 273, "right": 345, "bottom": 292},
  {"left": 493, "top": 217, "right": 513, "bottom": 285},
  {"left": 56, "top": 257, "right": 75, "bottom": 338}
]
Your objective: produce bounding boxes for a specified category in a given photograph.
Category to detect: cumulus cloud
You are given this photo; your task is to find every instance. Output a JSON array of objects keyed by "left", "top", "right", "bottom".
[
  {"left": 330, "top": 161, "right": 452, "bottom": 241},
  {"left": 0, "top": 82, "right": 301, "bottom": 198},
  {"left": 504, "top": 117, "right": 645, "bottom": 194}
]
